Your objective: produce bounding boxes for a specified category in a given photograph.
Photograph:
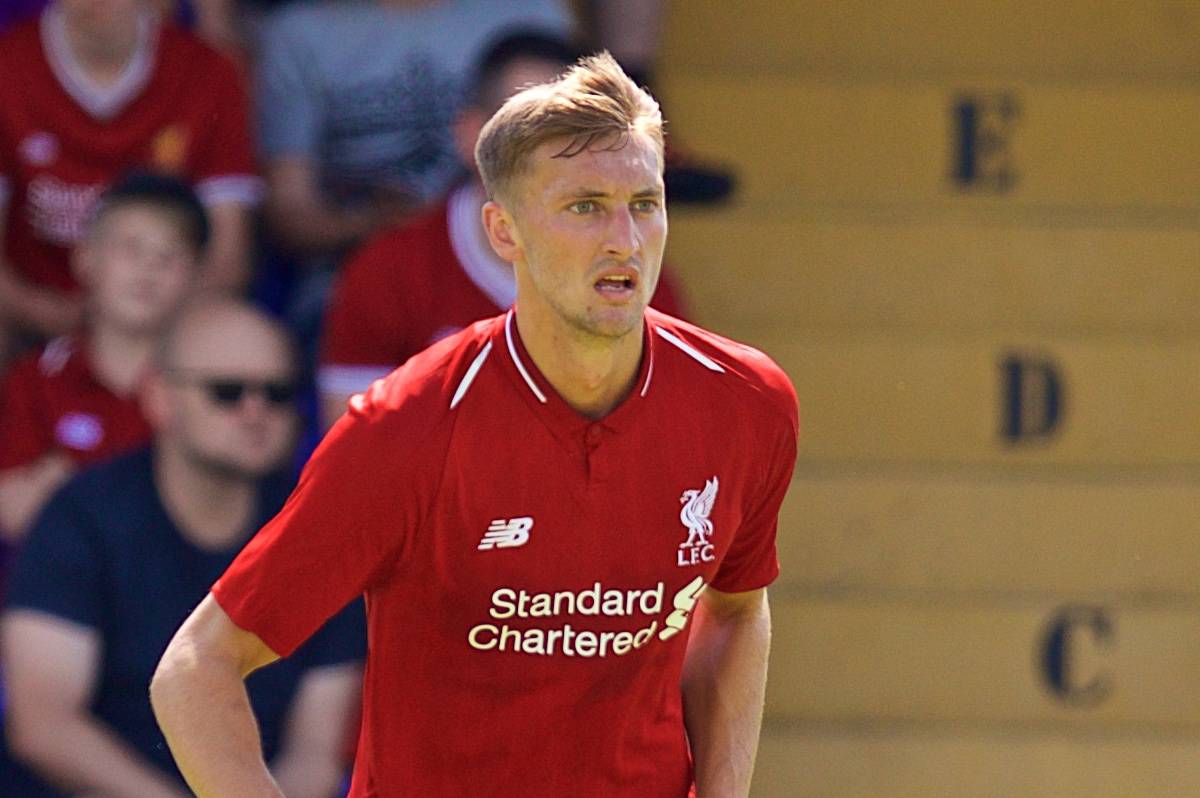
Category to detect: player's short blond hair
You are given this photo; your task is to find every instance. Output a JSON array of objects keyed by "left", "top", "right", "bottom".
[{"left": 475, "top": 51, "right": 663, "bottom": 203}]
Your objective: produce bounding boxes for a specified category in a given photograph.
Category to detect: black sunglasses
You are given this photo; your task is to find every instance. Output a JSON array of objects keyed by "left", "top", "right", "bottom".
[
  {"left": 204, "top": 379, "right": 297, "bottom": 407},
  {"left": 168, "top": 372, "right": 296, "bottom": 407}
]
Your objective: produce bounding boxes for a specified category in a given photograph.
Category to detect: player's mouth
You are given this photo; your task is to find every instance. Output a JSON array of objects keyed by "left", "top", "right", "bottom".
[{"left": 593, "top": 268, "right": 639, "bottom": 302}]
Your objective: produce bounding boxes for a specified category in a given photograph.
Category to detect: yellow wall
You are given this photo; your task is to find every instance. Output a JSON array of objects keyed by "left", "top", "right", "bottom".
[{"left": 658, "top": 1, "right": 1200, "bottom": 794}]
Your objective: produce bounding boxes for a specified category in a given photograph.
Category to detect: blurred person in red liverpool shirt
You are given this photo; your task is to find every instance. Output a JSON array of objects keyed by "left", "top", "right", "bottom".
[
  {"left": 152, "top": 54, "right": 798, "bottom": 797},
  {"left": 0, "top": 0, "right": 259, "bottom": 366},
  {"left": 318, "top": 31, "right": 688, "bottom": 429},
  {"left": 0, "top": 172, "right": 204, "bottom": 540}
]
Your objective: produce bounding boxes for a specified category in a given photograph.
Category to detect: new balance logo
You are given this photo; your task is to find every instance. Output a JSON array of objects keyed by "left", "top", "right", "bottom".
[{"left": 478, "top": 517, "right": 533, "bottom": 550}]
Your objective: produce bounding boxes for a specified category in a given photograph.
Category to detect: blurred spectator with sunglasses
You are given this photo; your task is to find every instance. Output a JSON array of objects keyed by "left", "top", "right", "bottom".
[
  {"left": 0, "top": 297, "right": 364, "bottom": 797},
  {"left": 0, "top": 172, "right": 205, "bottom": 543}
]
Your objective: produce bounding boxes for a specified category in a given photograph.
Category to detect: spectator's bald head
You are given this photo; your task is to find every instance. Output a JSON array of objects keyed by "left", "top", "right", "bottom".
[
  {"left": 157, "top": 298, "right": 295, "bottom": 376},
  {"left": 147, "top": 298, "right": 298, "bottom": 480}
]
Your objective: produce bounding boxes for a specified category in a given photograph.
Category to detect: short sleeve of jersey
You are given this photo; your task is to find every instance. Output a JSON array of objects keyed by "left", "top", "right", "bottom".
[
  {"left": 0, "top": 359, "right": 53, "bottom": 471},
  {"left": 213, "top": 379, "right": 443, "bottom": 658},
  {"left": 6, "top": 482, "right": 105, "bottom": 628},
  {"left": 710, "top": 379, "right": 799, "bottom": 594},
  {"left": 256, "top": 12, "right": 320, "bottom": 160},
  {"left": 190, "top": 50, "right": 260, "bottom": 204}
]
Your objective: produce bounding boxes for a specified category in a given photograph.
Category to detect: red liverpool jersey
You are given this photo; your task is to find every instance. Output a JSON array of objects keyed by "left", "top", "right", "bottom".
[
  {"left": 0, "top": 10, "right": 259, "bottom": 293},
  {"left": 0, "top": 336, "right": 151, "bottom": 470},
  {"left": 319, "top": 183, "right": 689, "bottom": 398},
  {"left": 214, "top": 309, "right": 798, "bottom": 797}
]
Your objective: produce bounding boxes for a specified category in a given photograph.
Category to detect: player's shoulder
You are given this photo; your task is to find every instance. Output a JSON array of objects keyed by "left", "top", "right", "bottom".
[
  {"left": 647, "top": 308, "right": 798, "bottom": 430},
  {"left": 343, "top": 314, "right": 504, "bottom": 424}
]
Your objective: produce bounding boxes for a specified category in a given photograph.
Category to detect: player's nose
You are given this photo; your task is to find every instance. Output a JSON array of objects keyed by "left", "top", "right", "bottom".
[{"left": 603, "top": 206, "right": 638, "bottom": 261}]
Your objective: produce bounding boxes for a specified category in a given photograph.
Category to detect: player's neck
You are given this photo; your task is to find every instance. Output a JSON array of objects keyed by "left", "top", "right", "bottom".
[
  {"left": 516, "top": 310, "right": 644, "bottom": 420},
  {"left": 61, "top": 9, "right": 144, "bottom": 84},
  {"left": 154, "top": 445, "right": 258, "bottom": 551},
  {"left": 86, "top": 322, "right": 157, "bottom": 397}
]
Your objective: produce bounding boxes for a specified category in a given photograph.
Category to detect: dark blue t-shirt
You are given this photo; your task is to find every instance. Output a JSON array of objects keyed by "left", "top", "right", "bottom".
[{"left": 0, "top": 447, "right": 365, "bottom": 796}]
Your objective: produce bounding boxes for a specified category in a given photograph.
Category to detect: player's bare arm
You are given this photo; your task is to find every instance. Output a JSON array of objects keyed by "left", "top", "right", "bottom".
[
  {"left": 681, "top": 586, "right": 772, "bottom": 798},
  {"left": 150, "top": 593, "right": 285, "bottom": 798},
  {"left": 2, "top": 611, "right": 191, "bottom": 797}
]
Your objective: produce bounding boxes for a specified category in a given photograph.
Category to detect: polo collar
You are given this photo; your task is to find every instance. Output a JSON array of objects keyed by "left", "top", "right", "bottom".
[{"left": 498, "top": 309, "right": 657, "bottom": 440}]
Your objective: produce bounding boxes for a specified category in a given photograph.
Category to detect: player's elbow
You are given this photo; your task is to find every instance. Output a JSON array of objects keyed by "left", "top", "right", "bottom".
[
  {"left": 150, "top": 629, "right": 199, "bottom": 718},
  {"left": 150, "top": 623, "right": 232, "bottom": 716}
]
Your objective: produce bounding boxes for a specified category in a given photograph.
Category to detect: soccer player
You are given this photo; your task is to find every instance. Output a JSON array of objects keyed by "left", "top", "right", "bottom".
[
  {"left": 318, "top": 31, "right": 689, "bottom": 430},
  {"left": 150, "top": 53, "right": 799, "bottom": 797}
]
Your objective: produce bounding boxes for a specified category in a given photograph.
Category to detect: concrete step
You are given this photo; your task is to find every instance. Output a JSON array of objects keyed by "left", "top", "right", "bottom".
[
  {"left": 773, "top": 470, "right": 1200, "bottom": 597},
  {"left": 765, "top": 596, "right": 1200, "bottom": 727},
  {"left": 657, "top": 76, "right": 1200, "bottom": 211},
  {"left": 662, "top": 0, "right": 1200, "bottom": 79},
  {"left": 718, "top": 331, "right": 1200, "bottom": 467},
  {"left": 667, "top": 213, "right": 1200, "bottom": 334},
  {"left": 752, "top": 723, "right": 1200, "bottom": 797}
]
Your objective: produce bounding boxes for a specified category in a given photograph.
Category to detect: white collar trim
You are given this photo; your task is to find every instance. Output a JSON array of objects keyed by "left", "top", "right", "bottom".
[
  {"left": 42, "top": 5, "right": 158, "bottom": 121},
  {"left": 655, "top": 327, "right": 726, "bottom": 373},
  {"left": 504, "top": 310, "right": 547, "bottom": 404}
]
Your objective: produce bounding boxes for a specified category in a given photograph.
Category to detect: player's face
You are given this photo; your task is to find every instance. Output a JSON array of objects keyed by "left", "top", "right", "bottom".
[
  {"left": 501, "top": 132, "right": 666, "bottom": 341},
  {"left": 76, "top": 205, "right": 196, "bottom": 335},
  {"left": 161, "top": 317, "right": 297, "bottom": 480}
]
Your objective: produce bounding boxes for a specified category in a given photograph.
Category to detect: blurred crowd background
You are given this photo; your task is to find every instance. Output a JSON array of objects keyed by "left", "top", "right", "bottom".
[{"left": 0, "top": 1, "right": 1197, "bottom": 796}]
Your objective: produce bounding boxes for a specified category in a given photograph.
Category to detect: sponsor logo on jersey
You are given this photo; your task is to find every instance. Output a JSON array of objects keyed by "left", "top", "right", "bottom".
[
  {"left": 466, "top": 577, "right": 709, "bottom": 657},
  {"left": 55, "top": 412, "right": 104, "bottom": 451},
  {"left": 677, "top": 476, "right": 718, "bottom": 567},
  {"left": 19, "top": 132, "right": 59, "bottom": 167},
  {"left": 478, "top": 516, "right": 533, "bottom": 550}
]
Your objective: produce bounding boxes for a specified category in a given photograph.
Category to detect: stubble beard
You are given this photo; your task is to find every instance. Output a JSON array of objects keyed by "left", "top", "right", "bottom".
[{"left": 556, "top": 293, "right": 645, "bottom": 344}]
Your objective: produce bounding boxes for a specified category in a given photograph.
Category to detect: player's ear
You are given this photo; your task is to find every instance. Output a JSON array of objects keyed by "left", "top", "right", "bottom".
[{"left": 481, "top": 200, "right": 521, "bottom": 263}]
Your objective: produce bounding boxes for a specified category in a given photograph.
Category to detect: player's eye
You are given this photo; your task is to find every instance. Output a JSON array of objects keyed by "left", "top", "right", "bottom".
[
  {"left": 568, "top": 200, "right": 598, "bottom": 214},
  {"left": 632, "top": 198, "right": 660, "bottom": 213}
]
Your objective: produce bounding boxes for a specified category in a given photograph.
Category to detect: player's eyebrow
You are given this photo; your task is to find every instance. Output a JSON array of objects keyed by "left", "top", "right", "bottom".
[{"left": 559, "top": 186, "right": 664, "bottom": 200}]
